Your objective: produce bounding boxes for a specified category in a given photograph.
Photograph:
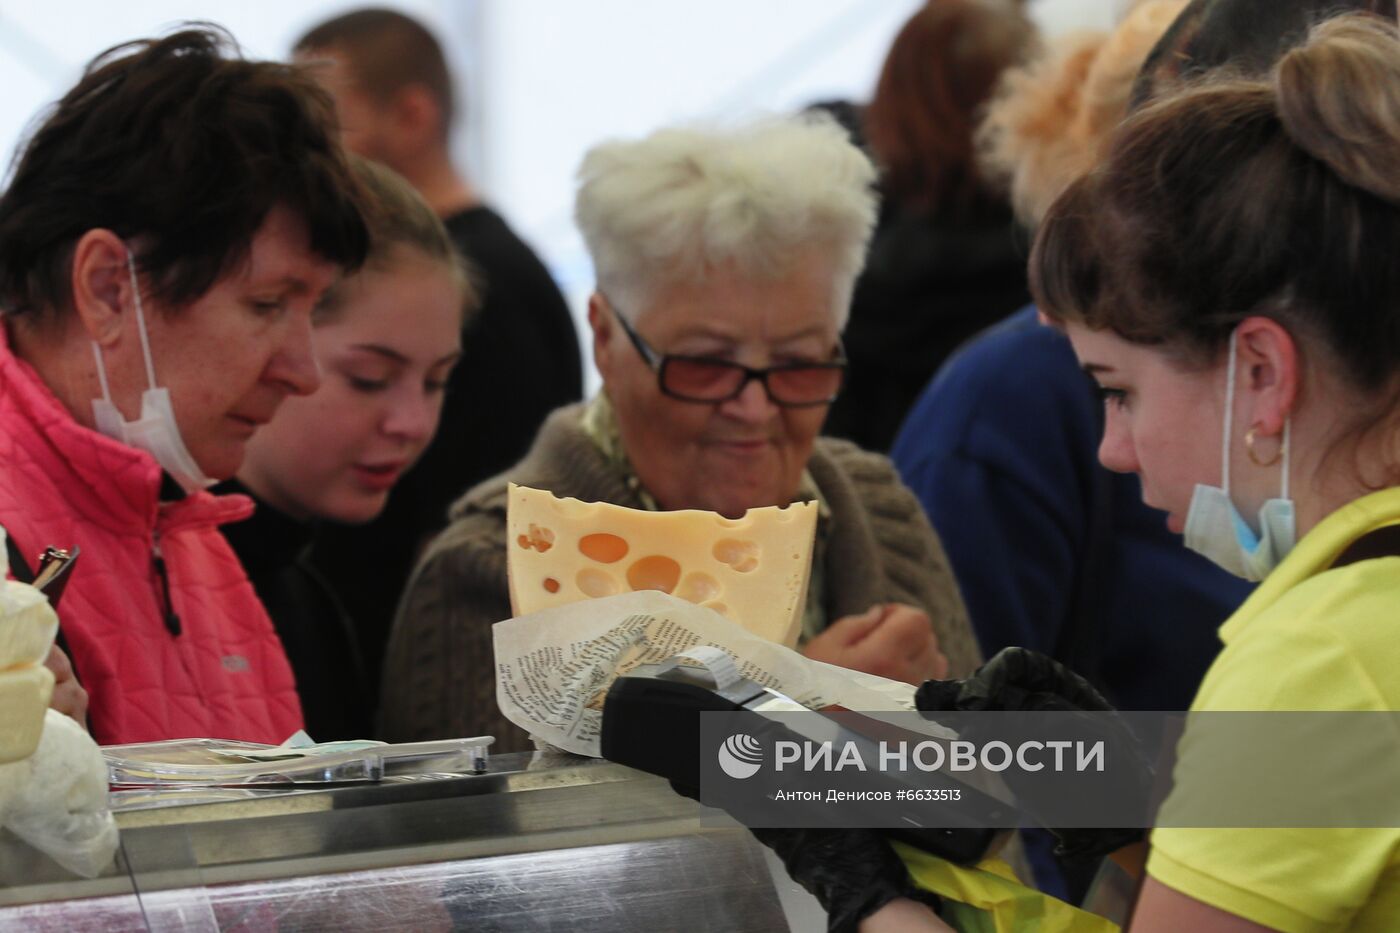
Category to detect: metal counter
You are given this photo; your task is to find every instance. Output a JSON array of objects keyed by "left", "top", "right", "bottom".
[{"left": 0, "top": 752, "right": 824, "bottom": 932}]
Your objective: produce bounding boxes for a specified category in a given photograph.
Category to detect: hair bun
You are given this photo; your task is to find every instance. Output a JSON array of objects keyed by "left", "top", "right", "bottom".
[{"left": 1275, "top": 14, "right": 1400, "bottom": 204}]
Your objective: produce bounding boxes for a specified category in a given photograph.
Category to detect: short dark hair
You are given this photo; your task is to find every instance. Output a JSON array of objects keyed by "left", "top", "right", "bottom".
[
  {"left": 294, "top": 8, "right": 456, "bottom": 139},
  {"left": 0, "top": 26, "right": 369, "bottom": 320}
]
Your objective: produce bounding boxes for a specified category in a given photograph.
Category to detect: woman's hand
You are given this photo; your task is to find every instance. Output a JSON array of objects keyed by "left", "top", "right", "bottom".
[
  {"left": 44, "top": 645, "right": 88, "bottom": 728},
  {"left": 804, "top": 603, "right": 948, "bottom": 684}
]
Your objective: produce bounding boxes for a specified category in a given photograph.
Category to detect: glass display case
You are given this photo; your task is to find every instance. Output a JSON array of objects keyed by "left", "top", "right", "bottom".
[{"left": 0, "top": 752, "right": 822, "bottom": 932}]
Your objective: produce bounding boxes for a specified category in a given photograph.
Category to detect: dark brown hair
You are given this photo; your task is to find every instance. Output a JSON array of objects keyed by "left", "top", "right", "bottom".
[
  {"left": 864, "top": 0, "right": 1033, "bottom": 217},
  {"left": 294, "top": 8, "right": 455, "bottom": 139},
  {"left": 1131, "top": 0, "right": 1398, "bottom": 107},
  {"left": 316, "top": 156, "right": 477, "bottom": 324},
  {"left": 1033, "top": 14, "right": 1400, "bottom": 392},
  {"left": 0, "top": 26, "right": 369, "bottom": 320},
  {"left": 1032, "top": 13, "right": 1400, "bottom": 477}
]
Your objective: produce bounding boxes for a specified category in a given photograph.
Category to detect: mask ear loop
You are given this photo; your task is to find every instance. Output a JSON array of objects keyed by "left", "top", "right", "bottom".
[
  {"left": 90, "top": 340, "right": 115, "bottom": 406},
  {"left": 1280, "top": 418, "right": 1291, "bottom": 500},
  {"left": 124, "top": 249, "right": 159, "bottom": 392}
]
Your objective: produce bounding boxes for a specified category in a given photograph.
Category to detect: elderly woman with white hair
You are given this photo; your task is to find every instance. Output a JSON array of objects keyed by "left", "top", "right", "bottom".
[{"left": 378, "top": 114, "right": 981, "bottom": 750}]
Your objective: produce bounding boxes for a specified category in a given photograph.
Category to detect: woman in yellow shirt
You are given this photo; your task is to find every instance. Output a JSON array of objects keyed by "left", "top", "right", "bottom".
[{"left": 1019, "top": 12, "right": 1400, "bottom": 932}]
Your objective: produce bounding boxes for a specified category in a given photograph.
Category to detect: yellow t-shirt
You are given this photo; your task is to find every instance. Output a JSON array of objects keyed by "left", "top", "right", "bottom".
[{"left": 1148, "top": 487, "right": 1400, "bottom": 933}]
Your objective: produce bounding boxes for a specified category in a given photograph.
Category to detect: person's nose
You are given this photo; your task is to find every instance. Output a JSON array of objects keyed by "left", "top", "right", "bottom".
[
  {"left": 718, "top": 372, "right": 781, "bottom": 424},
  {"left": 382, "top": 387, "right": 440, "bottom": 446},
  {"left": 1097, "top": 411, "right": 1139, "bottom": 474},
  {"left": 266, "top": 313, "right": 321, "bottom": 396}
]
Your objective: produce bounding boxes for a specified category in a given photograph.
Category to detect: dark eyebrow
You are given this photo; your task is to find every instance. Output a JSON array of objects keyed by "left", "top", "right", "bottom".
[{"left": 349, "top": 344, "right": 409, "bottom": 364}]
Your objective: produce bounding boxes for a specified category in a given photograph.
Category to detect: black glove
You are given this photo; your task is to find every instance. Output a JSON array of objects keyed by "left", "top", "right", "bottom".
[
  {"left": 666, "top": 777, "right": 939, "bottom": 932},
  {"left": 916, "top": 647, "right": 1148, "bottom": 860},
  {"left": 915, "top": 646, "right": 1114, "bottom": 714},
  {"left": 751, "top": 827, "right": 940, "bottom": 933}
]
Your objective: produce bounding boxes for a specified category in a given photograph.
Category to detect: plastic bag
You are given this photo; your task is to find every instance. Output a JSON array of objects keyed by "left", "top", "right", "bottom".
[
  {"left": 893, "top": 841, "right": 1121, "bottom": 933},
  {"left": 3, "top": 709, "right": 118, "bottom": 878}
]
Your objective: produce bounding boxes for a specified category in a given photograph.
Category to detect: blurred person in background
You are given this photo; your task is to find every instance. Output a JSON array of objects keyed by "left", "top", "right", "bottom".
[
  {"left": 378, "top": 114, "right": 982, "bottom": 752},
  {"left": 0, "top": 28, "right": 368, "bottom": 744},
  {"left": 890, "top": 0, "right": 1255, "bottom": 900},
  {"left": 819, "top": 0, "right": 1035, "bottom": 452},
  {"left": 219, "top": 157, "right": 472, "bottom": 741},
  {"left": 293, "top": 8, "right": 582, "bottom": 698},
  {"left": 896, "top": 0, "right": 1241, "bottom": 716}
]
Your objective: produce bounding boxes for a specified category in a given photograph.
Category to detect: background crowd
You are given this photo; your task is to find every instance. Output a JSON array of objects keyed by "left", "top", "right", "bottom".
[{"left": 2, "top": 2, "right": 1399, "bottom": 930}]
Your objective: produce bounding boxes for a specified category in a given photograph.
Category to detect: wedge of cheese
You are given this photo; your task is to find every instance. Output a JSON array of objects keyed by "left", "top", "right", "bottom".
[
  {"left": 506, "top": 484, "right": 818, "bottom": 647},
  {"left": 0, "top": 664, "right": 55, "bottom": 763},
  {"left": 0, "top": 581, "right": 59, "bottom": 670}
]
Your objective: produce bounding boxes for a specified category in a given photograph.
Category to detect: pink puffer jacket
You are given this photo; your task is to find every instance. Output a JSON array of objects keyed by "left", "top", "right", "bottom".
[{"left": 0, "top": 326, "right": 303, "bottom": 745}]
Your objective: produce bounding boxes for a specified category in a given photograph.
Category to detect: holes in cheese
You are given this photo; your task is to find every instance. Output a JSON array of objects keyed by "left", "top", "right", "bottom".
[
  {"left": 625, "top": 555, "right": 682, "bottom": 594},
  {"left": 579, "top": 533, "right": 629, "bottom": 564},
  {"left": 506, "top": 484, "right": 818, "bottom": 647},
  {"left": 516, "top": 524, "right": 555, "bottom": 553},
  {"left": 713, "top": 538, "right": 760, "bottom": 573},
  {"left": 576, "top": 568, "right": 621, "bottom": 598},
  {"left": 675, "top": 572, "right": 721, "bottom": 604}
]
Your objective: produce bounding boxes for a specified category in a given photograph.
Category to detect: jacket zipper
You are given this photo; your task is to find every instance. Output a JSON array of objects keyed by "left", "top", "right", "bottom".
[{"left": 153, "top": 533, "right": 182, "bottom": 637}]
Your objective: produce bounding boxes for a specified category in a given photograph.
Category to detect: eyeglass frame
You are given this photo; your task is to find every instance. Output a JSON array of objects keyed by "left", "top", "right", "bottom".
[{"left": 606, "top": 299, "right": 847, "bottom": 408}]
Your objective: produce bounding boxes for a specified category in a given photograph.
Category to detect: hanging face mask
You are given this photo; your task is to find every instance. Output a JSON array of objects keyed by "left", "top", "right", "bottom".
[
  {"left": 89, "top": 249, "right": 217, "bottom": 494},
  {"left": 1182, "top": 329, "right": 1295, "bottom": 581}
]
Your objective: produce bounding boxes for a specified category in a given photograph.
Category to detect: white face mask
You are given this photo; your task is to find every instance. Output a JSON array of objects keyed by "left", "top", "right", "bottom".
[
  {"left": 1182, "top": 329, "right": 1295, "bottom": 581},
  {"left": 90, "top": 249, "right": 217, "bottom": 495}
]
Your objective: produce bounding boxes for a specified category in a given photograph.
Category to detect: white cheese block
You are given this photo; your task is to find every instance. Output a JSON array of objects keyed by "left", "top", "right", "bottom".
[
  {"left": 0, "top": 580, "right": 59, "bottom": 670},
  {"left": 506, "top": 484, "right": 818, "bottom": 647},
  {"left": 0, "top": 664, "right": 55, "bottom": 763}
]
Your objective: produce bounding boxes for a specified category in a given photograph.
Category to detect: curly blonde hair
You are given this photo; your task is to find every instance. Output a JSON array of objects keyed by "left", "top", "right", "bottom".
[{"left": 977, "top": 0, "right": 1189, "bottom": 226}]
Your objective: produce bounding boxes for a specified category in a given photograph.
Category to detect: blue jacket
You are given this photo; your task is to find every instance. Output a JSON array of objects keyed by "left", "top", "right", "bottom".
[{"left": 892, "top": 307, "right": 1252, "bottom": 712}]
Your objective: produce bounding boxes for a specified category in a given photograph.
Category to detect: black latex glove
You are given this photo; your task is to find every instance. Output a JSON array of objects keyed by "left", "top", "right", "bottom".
[
  {"left": 667, "top": 779, "right": 939, "bottom": 932},
  {"left": 753, "top": 827, "right": 939, "bottom": 933},
  {"left": 916, "top": 647, "right": 1148, "bottom": 859},
  {"left": 915, "top": 646, "right": 1114, "bottom": 714}
]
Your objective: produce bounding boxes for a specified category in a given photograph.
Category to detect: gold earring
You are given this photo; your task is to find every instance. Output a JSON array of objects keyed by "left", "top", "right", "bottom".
[{"left": 1245, "top": 426, "right": 1282, "bottom": 467}]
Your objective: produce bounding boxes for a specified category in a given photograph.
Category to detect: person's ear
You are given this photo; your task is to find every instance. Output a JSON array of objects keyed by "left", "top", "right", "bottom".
[
  {"left": 588, "top": 292, "right": 617, "bottom": 379},
  {"left": 1236, "top": 315, "right": 1299, "bottom": 437},
  {"left": 393, "top": 84, "right": 443, "bottom": 149},
  {"left": 70, "top": 229, "right": 133, "bottom": 347}
]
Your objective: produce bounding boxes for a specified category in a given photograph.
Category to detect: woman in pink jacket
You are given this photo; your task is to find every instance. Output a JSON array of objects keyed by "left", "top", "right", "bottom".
[{"left": 0, "top": 27, "right": 369, "bottom": 745}]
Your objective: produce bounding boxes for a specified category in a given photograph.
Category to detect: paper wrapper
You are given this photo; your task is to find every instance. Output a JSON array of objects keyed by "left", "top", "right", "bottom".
[{"left": 493, "top": 590, "right": 920, "bottom": 758}]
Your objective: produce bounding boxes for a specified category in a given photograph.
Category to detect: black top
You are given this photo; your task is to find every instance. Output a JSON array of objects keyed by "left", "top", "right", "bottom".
[
  {"left": 217, "top": 480, "right": 373, "bottom": 741},
  {"left": 309, "top": 204, "right": 583, "bottom": 699},
  {"left": 804, "top": 99, "right": 1031, "bottom": 453},
  {"left": 823, "top": 198, "right": 1031, "bottom": 453}
]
